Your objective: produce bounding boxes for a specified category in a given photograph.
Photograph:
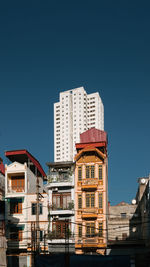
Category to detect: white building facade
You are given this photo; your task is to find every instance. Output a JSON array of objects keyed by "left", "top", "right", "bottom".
[
  {"left": 46, "top": 161, "right": 75, "bottom": 253},
  {"left": 54, "top": 87, "right": 104, "bottom": 162},
  {"left": 5, "top": 150, "right": 47, "bottom": 267}
]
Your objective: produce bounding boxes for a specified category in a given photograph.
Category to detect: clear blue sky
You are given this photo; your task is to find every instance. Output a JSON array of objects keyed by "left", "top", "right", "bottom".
[{"left": 0, "top": 0, "right": 150, "bottom": 205}]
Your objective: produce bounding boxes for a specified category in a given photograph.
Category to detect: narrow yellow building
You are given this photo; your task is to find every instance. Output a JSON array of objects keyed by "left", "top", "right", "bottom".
[{"left": 74, "top": 128, "right": 108, "bottom": 255}]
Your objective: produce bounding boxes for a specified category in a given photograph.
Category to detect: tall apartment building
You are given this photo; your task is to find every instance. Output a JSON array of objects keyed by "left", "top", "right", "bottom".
[{"left": 54, "top": 86, "right": 104, "bottom": 162}]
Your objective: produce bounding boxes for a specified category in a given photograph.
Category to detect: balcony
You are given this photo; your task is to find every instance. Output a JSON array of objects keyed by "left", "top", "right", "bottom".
[
  {"left": 7, "top": 186, "right": 25, "bottom": 194},
  {"left": 47, "top": 173, "right": 73, "bottom": 188},
  {"left": 50, "top": 203, "right": 74, "bottom": 216},
  {"left": 81, "top": 208, "right": 98, "bottom": 219},
  {"left": 81, "top": 178, "right": 98, "bottom": 190},
  {"left": 76, "top": 236, "right": 105, "bottom": 248},
  {"left": 48, "top": 231, "right": 74, "bottom": 240}
]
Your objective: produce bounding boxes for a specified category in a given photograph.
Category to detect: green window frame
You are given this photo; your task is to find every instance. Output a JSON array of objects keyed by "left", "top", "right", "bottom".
[
  {"left": 99, "top": 193, "right": 103, "bottom": 209},
  {"left": 78, "top": 166, "right": 82, "bottom": 181},
  {"left": 98, "top": 165, "right": 103, "bottom": 180},
  {"left": 98, "top": 222, "right": 103, "bottom": 237},
  {"left": 86, "top": 166, "right": 90, "bottom": 178},
  {"left": 78, "top": 194, "right": 82, "bottom": 209},
  {"left": 86, "top": 193, "right": 95, "bottom": 208},
  {"left": 78, "top": 224, "right": 82, "bottom": 238},
  {"left": 86, "top": 223, "right": 95, "bottom": 237},
  {"left": 86, "top": 165, "right": 95, "bottom": 179}
]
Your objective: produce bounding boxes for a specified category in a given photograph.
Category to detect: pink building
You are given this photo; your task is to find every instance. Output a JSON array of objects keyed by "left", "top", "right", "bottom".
[{"left": 74, "top": 128, "right": 108, "bottom": 255}]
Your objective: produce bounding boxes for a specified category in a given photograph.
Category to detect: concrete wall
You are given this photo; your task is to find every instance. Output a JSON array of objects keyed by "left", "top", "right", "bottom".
[{"left": 108, "top": 202, "right": 137, "bottom": 241}]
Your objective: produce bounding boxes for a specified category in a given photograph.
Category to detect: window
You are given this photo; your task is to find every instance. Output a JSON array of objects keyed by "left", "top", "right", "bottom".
[
  {"left": 52, "top": 193, "right": 71, "bottom": 210},
  {"left": 78, "top": 166, "right": 82, "bottom": 181},
  {"left": 86, "top": 166, "right": 95, "bottom": 179},
  {"left": 86, "top": 166, "right": 90, "bottom": 178},
  {"left": 121, "top": 213, "right": 126, "bottom": 218},
  {"left": 10, "top": 227, "right": 23, "bottom": 241},
  {"left": 86, "top": 193, "right": 95, "bottom": 208},
  {"left": 40, "top": 230, "right": 43, "bottom": 241},
  {"left": 10, "top": 199, "right": 22, "bottom": 214},
  {"left": 98, "top": 222, "right": 103, "bottom": 237},
  {"left": 86, "top": 223, "right": 95, "bottom": 237},
  {"left": 32, "top": 203, "right": 43, "bottom": 215},
  {"left": 91, "top": 166, "right": 95, "bottom": 178},
  {"left": 78, "top": 194, "right": 82, "bottom": 209},
  {"left": 11, "top": 176, "right": 24, "bottom": 192},
  {"left": 52, "top": 220, "right": 70, "bottom": 238},
  {"left": 99, "top": 193, "right": 103, "bottom": 209},
  {"left": 78, "top": 224, "right": 82, "bottom": 238},
  {"left": 98, "top": 165, "right": 103, "bottom": 180}
]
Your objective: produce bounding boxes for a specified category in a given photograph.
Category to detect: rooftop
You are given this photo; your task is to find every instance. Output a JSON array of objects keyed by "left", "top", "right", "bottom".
[{"left": 5, "top": 149, "right": 46, "bottom": 179}]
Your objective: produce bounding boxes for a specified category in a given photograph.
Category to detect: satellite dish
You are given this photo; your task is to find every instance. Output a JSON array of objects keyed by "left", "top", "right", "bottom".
[
  {"left": 141, "top": 178, "right": 146, "bottom": 184},
  {"left": 132, "top": 199, "right": 136, "bottom": 205}
]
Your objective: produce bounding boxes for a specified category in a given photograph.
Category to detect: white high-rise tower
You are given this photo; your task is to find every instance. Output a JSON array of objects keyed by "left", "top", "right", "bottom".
[{"left": 54, "top": 87, "right": 104, "bottom": 162}]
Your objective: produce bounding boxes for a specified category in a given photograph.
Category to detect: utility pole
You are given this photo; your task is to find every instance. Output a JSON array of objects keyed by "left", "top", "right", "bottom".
[
  {"left": 36, "top": 175, "right": 40, "bottom": 255},
  {"left": 31, "top": 222, "right": 35, "bottom": 267},
  {"left": 65, "top": 220, "right": 69, "bottom": 267}
]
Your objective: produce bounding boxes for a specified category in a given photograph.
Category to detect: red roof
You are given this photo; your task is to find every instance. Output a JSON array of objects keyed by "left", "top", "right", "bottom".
[
  {"left": 5, "top": 149, "right": 46, "bottom": 178},
  {"left": 80, "top": 128, "right": 107, "bottom": 144},
  {"left": 0, "top": 159, "right": 5, "bottom": 176}
]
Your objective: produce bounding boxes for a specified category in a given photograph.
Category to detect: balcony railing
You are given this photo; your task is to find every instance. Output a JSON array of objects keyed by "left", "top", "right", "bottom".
[
  {"left": 52, "top": 202, "right": 74, "bottom": 211},
  {"left": 48, "top": 173, "right": 72, "bottom": 183},
  {"left": 83, "top": 237, "right": 98, "bottom": 244},
  {"left": 82, "top": 236, "right": 104, "bottom": 246},
  {"left": 7, "top": 186, "right": 25, "bottom": 193},
  {"left": 48, "top": 231, "right": 74, "bottom": 240},
  {"left": 80, "top": 207, "right": 98, "bottom": 218},
  {"left": 82, "top": 178, "right": 98, "bottom": 186}
]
